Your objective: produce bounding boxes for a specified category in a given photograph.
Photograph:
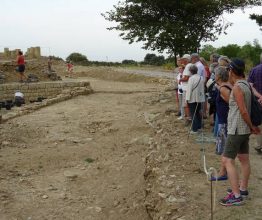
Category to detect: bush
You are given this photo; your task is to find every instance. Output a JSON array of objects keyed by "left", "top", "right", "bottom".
[
  {"left": 66, "top": 52, "right": 88, "bottom": 63},
  {"left": 163, "top": 62, "right": 175, "bottom": 70},
  {"left": 122, "top": 59, "right": 138, "bottom": 65}
]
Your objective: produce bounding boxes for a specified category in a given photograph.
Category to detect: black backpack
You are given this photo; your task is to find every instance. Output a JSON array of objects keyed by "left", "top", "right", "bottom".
[
  {"left": 207, "top": 81, "right": 217, "bottom": 105},
  {"left": 239, "top": 82, "right": 262, "bottom": 126}
]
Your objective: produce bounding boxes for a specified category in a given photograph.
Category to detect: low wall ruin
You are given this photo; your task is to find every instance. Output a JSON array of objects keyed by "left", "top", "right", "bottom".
[{"left": 0, "top": 81, "right": 92, "bottom": 103}]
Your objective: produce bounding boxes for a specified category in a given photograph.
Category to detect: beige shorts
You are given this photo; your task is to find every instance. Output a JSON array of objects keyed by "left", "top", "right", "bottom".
[{"left": 182, "top": 91, "right": 187, "bottom": 107}]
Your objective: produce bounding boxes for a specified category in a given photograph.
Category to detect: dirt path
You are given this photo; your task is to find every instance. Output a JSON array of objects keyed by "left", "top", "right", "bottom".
[
  {"left": 0, "top": 79, "right": 168, "bottom": 220},
  {"left": 1, "top": 75, "right": 262, "bottom": 220}
]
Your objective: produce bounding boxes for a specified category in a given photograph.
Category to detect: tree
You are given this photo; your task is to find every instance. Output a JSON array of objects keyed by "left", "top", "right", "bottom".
[
  {"left": 238, "top": 40, "right": 262, "bottom": 65},
  {"left": 122, "top": 59, "right": 137, "bottom": 65},
  {"left": 143, "top": 53, "right": 165, "bottom": 66},
  {"left": 216, "top": 44, "right": 241, "bottom": 59},
  {"left": 103, "top": 0, "right": 261, "bottom": 64},
  {"left": 250, "top": 14, "right": 262, "bottom": 30},
  {"left": 199, "top": 44, "right": 217, "bottom": 61},
  {"left": 66, "top": 52, "right": 88, "bottom": 63}
]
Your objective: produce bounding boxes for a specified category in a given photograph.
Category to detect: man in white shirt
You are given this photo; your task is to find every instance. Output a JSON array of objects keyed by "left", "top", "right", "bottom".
[
  {"left": 191, "top": 53, "right": 206, "bottom": 81},
  {"left": 14, "top": 90, "right": 25, "bottom": 106}
]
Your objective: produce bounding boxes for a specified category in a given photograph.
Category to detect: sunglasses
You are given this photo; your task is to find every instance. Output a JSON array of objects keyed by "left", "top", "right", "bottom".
[{"left": 226, "top": 64, "right": 234, "bottom": 71}]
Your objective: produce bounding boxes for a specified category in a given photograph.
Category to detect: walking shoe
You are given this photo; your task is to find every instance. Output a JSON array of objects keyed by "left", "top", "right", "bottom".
[
  {"left": 177, "top": 116, "right": 184, "bottom": 120},
  {"left": 220, "top": 193, "right": 244, "bottom": 206},
  {"left": 189, "top": 130, "right": 198, "bottom": 135},
  {"left": 209, "top": 175, "right": 228, "bottom": 181},
  {"left": 227, "top": 188, "right": 249, "bottom": 197}
]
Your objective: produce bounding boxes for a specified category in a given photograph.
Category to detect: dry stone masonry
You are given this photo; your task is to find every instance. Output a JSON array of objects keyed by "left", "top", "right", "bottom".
[{"left": 0, "top": 81, "right": 92, "bottom": 103}]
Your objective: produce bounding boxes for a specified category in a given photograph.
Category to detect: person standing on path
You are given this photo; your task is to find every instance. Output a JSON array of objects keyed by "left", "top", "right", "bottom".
[
  {"left": 248, "top": 53, "right": 262, "bottom": 154},
  {"left": 67, "top": 61, "right": 74, "bottom": 78},
  {"left": 186, "top": 64, "right": 205, "bottom": 134},
  {"left": 179, "top": 54, "right": 192, "bottom": 122},
  {"left": 220, "top": 58, "right": 260, "bottom": 206},
  {"left": 48, "top": 56, "right": 53, "bottom": 73},
  {"left": 16, "top": 50, "right": 27, "bottom": 82}
]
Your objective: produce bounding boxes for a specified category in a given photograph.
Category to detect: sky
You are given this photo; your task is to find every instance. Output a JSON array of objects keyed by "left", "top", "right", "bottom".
[{"left": 0, "top": 0, "right": 261, "bottom": 62}]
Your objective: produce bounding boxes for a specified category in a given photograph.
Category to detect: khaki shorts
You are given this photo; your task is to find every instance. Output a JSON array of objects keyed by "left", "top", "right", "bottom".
[{"left": 223, "top": 134, "right": 250, "bottom": 159}]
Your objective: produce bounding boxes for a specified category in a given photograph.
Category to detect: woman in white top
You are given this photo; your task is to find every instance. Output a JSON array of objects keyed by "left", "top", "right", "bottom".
[{"left": 186, "top": 65, "right": 205, "bottom": 133}]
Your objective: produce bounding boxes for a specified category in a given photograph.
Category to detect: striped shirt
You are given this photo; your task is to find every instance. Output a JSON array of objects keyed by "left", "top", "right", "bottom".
[{"left": 227, "top": 80, "right": 251, "bottom": 135}]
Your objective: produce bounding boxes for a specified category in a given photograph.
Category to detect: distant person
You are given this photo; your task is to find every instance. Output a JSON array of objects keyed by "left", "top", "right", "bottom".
[
  {"left": 48, "top": 56, "right": 53, "bottom": 73},
  {"left": 67, "top": 61, "right": 74, "bottom": 78},
  {"left": 16, "top": 50, "right": 27, "bottom": 82},
  {"left": 248, "top": 53, "right": 262, "bottom": 154},
  {"left": 14, "top": 90, "right": 25, "bottom": 107}
]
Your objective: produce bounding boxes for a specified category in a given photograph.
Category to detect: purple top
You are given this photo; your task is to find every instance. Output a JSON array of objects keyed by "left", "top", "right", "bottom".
[{"left": 248, "top": 63, "right": 262, "bottom": 94}]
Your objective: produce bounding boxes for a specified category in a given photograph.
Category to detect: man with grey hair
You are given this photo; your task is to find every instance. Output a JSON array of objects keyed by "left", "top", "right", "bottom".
[
  {"left": 186, "top": 64, "right": 205, "bottom": 133},
  {"left": 248, "top": 53, "right": 262, "bottom": 154},
  {"left": 191, "top": 53, "right": 206, "bottom": 81}
]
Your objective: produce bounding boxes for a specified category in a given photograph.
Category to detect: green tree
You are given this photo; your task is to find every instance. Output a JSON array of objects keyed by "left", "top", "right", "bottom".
[
  {"left": 103, "top": 0, "right": 261, "bottom": 63},
  {"left": 238, "top": 40, "right": 262, "bottom": 66},
  {"left": 199, "top": 44, "right": 217, "bottom": 61},
  {"left": 122, "top": 59, "right": 137, "bottom": 65},
  {"left": 143, "top": 53, "right": 165, "bottom": 66},
  {"left": 66, "top": 52, "right": 88, "bottom": 63},
  {"left": 216, "top": 44, "right": 241, "bottom": 59},
  {"left": 250, "top": 14, "right": 262, "bottom": 30}
]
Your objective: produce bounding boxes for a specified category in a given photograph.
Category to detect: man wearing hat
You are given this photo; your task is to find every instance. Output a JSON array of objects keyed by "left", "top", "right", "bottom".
[
  {"left": 220, "top": 58, "right": 260, "bottom": 206},
  {"left": 248, "top": 53, "right": 262, "bottom": 154}
]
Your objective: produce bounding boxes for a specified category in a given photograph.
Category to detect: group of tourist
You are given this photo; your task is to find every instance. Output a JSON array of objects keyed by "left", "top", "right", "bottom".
[{"left": 175, "top": 53, "right": 262, "bottom": 206}]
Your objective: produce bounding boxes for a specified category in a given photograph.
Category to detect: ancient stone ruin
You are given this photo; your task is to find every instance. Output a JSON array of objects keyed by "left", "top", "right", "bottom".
[{"left": 0, "top": 46, "right": 41, "bottom": 59}]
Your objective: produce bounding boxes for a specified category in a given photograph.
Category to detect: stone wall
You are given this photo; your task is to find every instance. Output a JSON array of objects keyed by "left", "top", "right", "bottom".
[{"left": 0, "top": 81, "right": 92, "bottom": 103}]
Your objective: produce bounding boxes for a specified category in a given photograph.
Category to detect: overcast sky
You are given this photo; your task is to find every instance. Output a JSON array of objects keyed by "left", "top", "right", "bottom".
[{"left": 0, "top": 0, "right": 261, "bottom": 61}]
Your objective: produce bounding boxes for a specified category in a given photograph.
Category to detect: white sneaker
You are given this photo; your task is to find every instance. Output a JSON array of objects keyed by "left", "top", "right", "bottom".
[
  {"left": 189, "top": 131, "right": 198, "bottom": 135},
  {"left": 177, "top": 116, "right": 184, "bottom": 120}
]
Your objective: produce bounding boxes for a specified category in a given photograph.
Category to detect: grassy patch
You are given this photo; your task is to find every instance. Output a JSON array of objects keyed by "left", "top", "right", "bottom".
[{"left": 85, "top": 158, "right": 95, "bottom": 163}]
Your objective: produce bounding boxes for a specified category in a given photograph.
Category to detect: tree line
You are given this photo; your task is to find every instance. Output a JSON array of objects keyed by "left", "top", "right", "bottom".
[{"left": 66, "top": 39, "right": 262, "bottom": 70}]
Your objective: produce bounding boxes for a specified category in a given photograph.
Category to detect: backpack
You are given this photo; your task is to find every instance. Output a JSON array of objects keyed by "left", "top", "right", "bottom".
[
  {"left": 207, "top": 80, "right": 217, "bottom": 105},
  {"left": 239, "top": 82, "right": 262, "bottom": 126}
]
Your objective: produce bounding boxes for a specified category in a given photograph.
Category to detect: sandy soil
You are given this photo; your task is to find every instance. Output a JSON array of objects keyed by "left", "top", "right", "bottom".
[{"left": 0, "top": 66, "right": 262, "bottom": 220}]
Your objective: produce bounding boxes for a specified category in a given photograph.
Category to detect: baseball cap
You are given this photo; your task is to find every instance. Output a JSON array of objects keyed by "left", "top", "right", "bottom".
[
  {"left": 181, "top": 54, "right": 191, "bottom": 60},
  {"left": 228, "top": 58, "right": 245, "bottom": 76}
]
